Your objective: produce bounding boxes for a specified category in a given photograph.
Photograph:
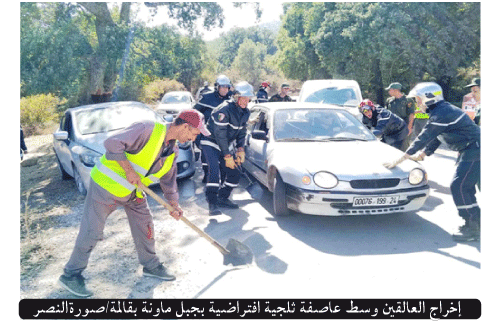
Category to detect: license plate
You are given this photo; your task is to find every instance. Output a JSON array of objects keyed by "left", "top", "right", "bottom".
[{"left": 353, "top": 195, "right": 399, "bottom": 207}]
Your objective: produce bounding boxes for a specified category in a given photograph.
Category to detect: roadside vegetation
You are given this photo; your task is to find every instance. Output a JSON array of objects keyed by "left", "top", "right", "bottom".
[{"left": 20, "top": 2, "right": 479, "bottom": 136}]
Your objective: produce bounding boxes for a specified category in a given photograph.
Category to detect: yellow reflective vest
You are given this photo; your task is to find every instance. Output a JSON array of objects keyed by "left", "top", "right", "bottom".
[{"left": 90, "top": 122, "right": 176, "bottom": 198}]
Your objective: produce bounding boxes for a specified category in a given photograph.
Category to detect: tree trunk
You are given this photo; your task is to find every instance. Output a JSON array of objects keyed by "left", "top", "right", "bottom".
[
  {"left": 372, "top": 58, "right": 384, "bottom": 105},
  {"left": 78, "top": 3, "right": 131, "bottom": 102}
]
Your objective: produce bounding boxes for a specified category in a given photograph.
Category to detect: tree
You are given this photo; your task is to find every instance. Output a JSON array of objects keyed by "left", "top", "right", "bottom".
[
  {"left": 313, "top": 2, "right": 480, "bottom": 102},
  {"left": 231, "top": 39, "right": 267, "bottom": 86},
  {"left": 20, "top": 3, "right": 91, "bottom": 104},
  {"left": 274, "top": 2, "right": 480, "bottom": 103},
  {"left": 21, "top": 2, "right": 262, "bottom": 104},
  {"left": 215, "top": 26, "right": 277, "bottom": 68},
  {"left": 272, "top": 3, "right": 333, "bottom": 81}
]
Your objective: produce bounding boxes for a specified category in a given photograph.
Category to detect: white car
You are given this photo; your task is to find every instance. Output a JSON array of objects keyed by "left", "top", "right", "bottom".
[
  {"left": 53, "top": 101, "right": 195, "bottom": 195},
  {"left": 243, "top": 102, "right": 430, "bottom": 216},
  {"left": 298, "top": 79, "right": 363, "bottom": 120},
  {"left": 157, "top": 91, "right": 195, "bottom": 117}
]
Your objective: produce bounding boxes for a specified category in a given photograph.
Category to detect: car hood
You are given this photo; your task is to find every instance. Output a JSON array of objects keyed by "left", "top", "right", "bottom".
[
  {"left": 269, "top": 140, "right": 420, "bottom": 178},
  {"left": 77, "top": 131, "right": 121, "bottom": 154}
]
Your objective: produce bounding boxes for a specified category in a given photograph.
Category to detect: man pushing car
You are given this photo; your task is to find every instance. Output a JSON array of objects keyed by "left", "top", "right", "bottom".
[{"left": 383, "top": 82, "right": 481, "bottom": 242}]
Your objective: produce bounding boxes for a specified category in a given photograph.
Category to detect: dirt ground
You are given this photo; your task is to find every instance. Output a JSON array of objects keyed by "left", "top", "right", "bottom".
[{"left": 19, "top": 134, "right": 216, "bottom": 299}]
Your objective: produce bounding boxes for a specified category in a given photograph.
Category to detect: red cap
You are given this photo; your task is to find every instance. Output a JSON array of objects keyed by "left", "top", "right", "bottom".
[
  {"left": 261, "top": 81, "right": 270, "bottom": 88},
  {"left": 177, "top": 109, "right": 211, "bottom": 136}
]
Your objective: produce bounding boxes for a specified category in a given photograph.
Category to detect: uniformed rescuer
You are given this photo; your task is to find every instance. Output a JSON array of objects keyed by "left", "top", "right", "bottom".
[
  {"left": 194, "top": 75, "right": 232, "bottom": 183},
  {"left": 359, "top": 99, "right": 408, "bottom": 150},
  {"left": 58, "top": 109, "right": 210, "bottom": 297},
  {"left": 383, "top": 82, "right": 481, "bottom": 242},
  {"left": 201, "top": 81, "right": 253, "bottom": 216}
]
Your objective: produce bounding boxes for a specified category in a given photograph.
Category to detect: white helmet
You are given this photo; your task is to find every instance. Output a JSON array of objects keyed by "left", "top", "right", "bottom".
[
  {"left": 409, "top": 82, "right": 444, "bottom": 108},
  {"left": 215, "top": 75, "right": 231, "bottom": 90},
  {"left": 233, "top": 81, "right": 254, "bottom": 97}
]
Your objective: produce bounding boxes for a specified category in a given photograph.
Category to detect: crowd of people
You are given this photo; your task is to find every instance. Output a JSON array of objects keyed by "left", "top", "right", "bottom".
[{"left": 52, "top": 75, "right": 481, "bottom": 298}]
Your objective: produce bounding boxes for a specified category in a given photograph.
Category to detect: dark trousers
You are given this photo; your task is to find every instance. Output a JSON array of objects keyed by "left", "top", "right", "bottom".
[
  {"left": 450, "top": 157, "right": 481, "bottom": 223},
  {"left": 202, "top": 144, "right": 240, "bottom": 204}
]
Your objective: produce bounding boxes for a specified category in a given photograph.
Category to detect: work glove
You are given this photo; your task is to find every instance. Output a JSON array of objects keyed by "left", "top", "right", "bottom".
[
  {"left": 224, "top": 155, "right": 237, "bottom": 169},
  {"left": 235, "top": 148, "right": 245, "bottom": 165},
  {"left": 383, "top": 154, "right": 410, "bottom": 169},
  {"left": 409, "top": 152, "right": 426, "bottom": 162}
]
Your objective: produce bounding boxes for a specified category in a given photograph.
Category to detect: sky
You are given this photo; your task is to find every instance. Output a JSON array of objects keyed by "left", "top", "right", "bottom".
[{"left": 135, "top": 1, "right": 285, "bottom": 41}]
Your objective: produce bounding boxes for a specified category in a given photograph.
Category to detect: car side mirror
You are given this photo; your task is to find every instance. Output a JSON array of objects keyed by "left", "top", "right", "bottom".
[
  {"left": 54, "top": 131, "right": 69, "bottom": 141},
  {"left": 252, "top": 130, "right": 268, "bottom": 141}
]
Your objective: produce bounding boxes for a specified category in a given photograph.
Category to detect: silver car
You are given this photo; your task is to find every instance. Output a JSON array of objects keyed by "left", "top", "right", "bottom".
[
  {"left": 53, "top": 101, "right": 195, "bottom": 196},
  {"left": 243, "top": 102, "right": 429, "bottom": 216},
  {"left": 156, "top": 91, "right": 195, "bottom": 117}
]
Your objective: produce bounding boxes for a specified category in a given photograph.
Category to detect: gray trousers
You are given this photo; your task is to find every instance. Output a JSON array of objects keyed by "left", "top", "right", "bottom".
[{"left": 64, "top": 179, "right": 160, "bottom": 276}]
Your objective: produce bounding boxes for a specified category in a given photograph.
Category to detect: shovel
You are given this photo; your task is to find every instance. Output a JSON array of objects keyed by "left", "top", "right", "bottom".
[
  {"left": 236, "top": 164, "right": 264, "bottom": 200},
  {"left": 138, "top": 184, "right": 253, "bottom": 266}
]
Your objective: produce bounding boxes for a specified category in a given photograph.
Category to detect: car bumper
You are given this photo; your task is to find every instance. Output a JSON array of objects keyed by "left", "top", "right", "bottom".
[{"left": 285, "top": 184, "right": 430, "bottom": 216}]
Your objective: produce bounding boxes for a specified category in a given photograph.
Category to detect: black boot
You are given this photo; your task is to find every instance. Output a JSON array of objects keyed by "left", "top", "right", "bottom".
[
  {"left": 452, "top": 219, "right": 480, "bottom": 242},
  {"left": 209, "top": 203, "right": 222, "bottom": 216},
  {"left": 217, "top": 198, "right": 239, "bottom": 209}
]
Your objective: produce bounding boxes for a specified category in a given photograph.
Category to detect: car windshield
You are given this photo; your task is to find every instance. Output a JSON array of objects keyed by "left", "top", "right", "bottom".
[
  {"left": 161, "top": 93, "right": 191, "bottom": 104},
  {"left": 304, "top": 87, "right": 359, "bottom": 107},
  {"left": 273, "top": 109, "right": 375, "bottom": 142},
  {"left": 75, "top": 104, "right": 156, "bottom": 135}
]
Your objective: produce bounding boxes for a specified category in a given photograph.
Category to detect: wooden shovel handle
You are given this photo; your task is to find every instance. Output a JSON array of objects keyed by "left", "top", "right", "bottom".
[{"left": 137, "top": 184, "right": 229, "bottom": 255}]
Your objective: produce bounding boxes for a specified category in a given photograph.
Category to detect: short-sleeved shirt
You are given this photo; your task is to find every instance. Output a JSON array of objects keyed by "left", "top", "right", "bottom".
[{"left": 385, "top": 95, "right": 416, "bottom": 124}]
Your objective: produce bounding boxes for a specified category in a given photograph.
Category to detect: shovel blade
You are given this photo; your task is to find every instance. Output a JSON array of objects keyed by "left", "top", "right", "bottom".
[
  {"left": 246, "top": 182, "right": 264, "bottom": 200},
  {"left": 223, "top": 238, "right": 253, "bottom": 266}
]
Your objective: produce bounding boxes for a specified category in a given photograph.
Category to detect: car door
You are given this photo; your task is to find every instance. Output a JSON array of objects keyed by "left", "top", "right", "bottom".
[
  {"left": 56, "top": 112, "right": 74, "bottom": 175},
  {"left": 248, "top": 109, "right": 269, "bottom": 173}
]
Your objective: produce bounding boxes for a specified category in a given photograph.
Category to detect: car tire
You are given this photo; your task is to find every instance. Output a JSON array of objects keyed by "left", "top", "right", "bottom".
[
  {"left": 56, "top": 154, "right": 72, "bottom": 180},
  {"left": 273, "top": 172, "right": 289, "bottom": 216},
  {"left": 73, "top": 164, "right": 87, "bottom": 196}
]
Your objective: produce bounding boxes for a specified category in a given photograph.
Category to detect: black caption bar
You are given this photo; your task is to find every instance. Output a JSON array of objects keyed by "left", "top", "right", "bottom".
[{"left": 20, "top": 299, "right": 481, "bottom": 320}]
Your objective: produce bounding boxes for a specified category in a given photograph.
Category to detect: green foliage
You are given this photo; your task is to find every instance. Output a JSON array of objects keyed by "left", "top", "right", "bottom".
[
  {"left": 20, "top": 94, "right": 66, "bottom": 136},
  {"left": 20, "top": 3, "right": 90, "bottom": 102},
  {"left": 275, "top": 2, "right": 480, "bottom": 103},
  {"left": 230, "top": 39, "right": 268, "bottom": 86},
  {"left": 215, "top": 26, "right": 278, "bottom": 68},
  {"left": 139, "top": 79, "right": 186, "bottom": 104},
  {"left": 124, "top": 25, "right": 205, "bottom": 92}
]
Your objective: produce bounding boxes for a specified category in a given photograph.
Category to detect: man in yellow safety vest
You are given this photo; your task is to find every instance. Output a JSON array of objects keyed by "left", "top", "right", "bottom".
[{"left": 58, "top": 109, "right": 210, "bottom": 297}]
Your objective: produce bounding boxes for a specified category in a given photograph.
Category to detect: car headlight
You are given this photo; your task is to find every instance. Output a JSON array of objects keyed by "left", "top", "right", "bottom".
[
  {"left": 313, "top": 171, "right": 338, "bottom": 189},
  {"left": 409, "top": 168, "right": 426, "bottom": 185},
  {"left": 80, "top": 151, "right": 101, "bottom": 167}
]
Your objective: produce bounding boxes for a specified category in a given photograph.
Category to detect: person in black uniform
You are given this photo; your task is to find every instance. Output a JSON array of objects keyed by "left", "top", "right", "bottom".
[
  {"left": 194, "top": 75, "right": 232, "bottom": 183},
  {"left": 256, "top": 81, "right": 271, "bottom": 103},
  {"left": 202, "top": 82, "right": 253, "bottom": 216},
  {"left": 359, "top": 99, "right": 408, "bottom": 150},
  {"left": 384, "top": 82, "right": 481, "bottom": 242}
]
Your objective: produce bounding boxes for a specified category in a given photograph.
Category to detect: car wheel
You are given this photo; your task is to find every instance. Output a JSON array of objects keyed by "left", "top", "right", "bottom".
[
  {"left": 56, "top": 154, "right": 72, "bottom": 180},
  {"left": 73, "top": 165, "right": 87, "bottom": 196},
  {"left": 273, "top": 172, "right": 289, "bottom": 216}
]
